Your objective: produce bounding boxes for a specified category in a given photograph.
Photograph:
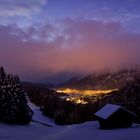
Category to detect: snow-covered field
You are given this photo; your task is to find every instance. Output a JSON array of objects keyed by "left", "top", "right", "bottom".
[{"left": 0, "top": 103, "right": 140, "bottom": 140}]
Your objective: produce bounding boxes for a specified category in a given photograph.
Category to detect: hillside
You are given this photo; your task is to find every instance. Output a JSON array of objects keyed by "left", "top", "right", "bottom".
[{"left": 62, "top": 69, "right": 140, "bottom": 90}]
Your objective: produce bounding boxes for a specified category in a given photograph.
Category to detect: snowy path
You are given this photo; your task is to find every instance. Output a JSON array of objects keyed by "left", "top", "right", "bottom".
[
  {"left": 0, "top": 103, "right": 140, "bottom": 140},
  {"left": 29, "top": 102, "right": 56, "bottom": 126}
]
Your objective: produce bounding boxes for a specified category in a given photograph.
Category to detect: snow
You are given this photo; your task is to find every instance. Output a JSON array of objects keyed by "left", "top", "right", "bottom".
[
  {"left": 29, "top": 102, "right": 55, "bottom": 126},
  {"left": 0, "top": 103, "right": 140, "bottom": 140},
  {"left": 95, "top": 104, "right": 121, "bottom": 119}
]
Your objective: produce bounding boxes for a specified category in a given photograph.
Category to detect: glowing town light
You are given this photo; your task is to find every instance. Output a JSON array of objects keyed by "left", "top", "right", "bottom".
[
  {"left": 56, "top": 88, "right": 118, "bottom": 96},
  {"left": 56, "top": 88, "right": 118, "bottom": 104}
]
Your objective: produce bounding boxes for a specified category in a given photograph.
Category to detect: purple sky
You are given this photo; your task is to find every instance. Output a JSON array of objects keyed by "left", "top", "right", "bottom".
[{"left": 0, "top": 0, "right": 140, "bottom": 83}]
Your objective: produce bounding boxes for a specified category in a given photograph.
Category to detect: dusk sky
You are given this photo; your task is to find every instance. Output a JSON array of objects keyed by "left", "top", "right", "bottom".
[{"left": 0, "top": 0, "right": 140, "bottom": 83}]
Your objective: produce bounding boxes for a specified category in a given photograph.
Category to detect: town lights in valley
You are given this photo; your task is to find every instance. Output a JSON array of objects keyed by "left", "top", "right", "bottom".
[
  {"left": 57, "top": 88, "right": 118, "bottom": 96},
  {"left": 57, "top": 88, "right": 118, "bottom": 104}
]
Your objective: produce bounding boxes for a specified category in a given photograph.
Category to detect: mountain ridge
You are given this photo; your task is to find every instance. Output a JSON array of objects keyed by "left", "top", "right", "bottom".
[{"left": 60, "top": 69, "right": 140, "bottom": 90}]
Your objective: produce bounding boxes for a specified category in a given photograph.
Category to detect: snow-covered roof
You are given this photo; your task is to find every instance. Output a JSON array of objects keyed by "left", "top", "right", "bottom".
[{"left": 95, "top": 104, "right": 121, "bottom": 119}]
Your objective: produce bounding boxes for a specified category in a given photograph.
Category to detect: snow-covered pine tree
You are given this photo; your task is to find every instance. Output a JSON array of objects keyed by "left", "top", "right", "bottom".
[
  {"left": 0, "top": 67, "right": 33, "bottom": 124},
  {"left": 10, "top": 75, "right": 33, "bottom": 124}
]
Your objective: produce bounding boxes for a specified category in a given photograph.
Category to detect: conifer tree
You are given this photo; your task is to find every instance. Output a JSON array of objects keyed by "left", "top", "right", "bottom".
[
  {"left": 0, "top": 66, "right": 6, "bottom": 81},
  {"left": 0, "top": 66, "right": 33, "bottom": 124}
]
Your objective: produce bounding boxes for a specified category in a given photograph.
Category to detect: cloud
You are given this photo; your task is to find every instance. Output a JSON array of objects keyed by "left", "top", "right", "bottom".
[
  {"left": 0, "top": 18, "right": 140, "bottom": 83},
  {"left": 0, "top": 0, "right": 47, "bottom": 17}
]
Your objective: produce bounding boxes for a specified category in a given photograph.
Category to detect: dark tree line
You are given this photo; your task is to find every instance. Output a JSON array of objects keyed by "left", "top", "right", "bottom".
[{"left": 0, "top": 66, "right": 33, "bottom": 124}]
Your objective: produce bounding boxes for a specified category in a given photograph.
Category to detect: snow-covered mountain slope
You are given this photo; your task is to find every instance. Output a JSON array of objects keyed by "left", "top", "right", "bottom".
[
  {"left": 0, "top": 103, "right": 140, "bottom": 140},
  {"left": 62, "top": 69, "right": 140, "bottom": 90}
]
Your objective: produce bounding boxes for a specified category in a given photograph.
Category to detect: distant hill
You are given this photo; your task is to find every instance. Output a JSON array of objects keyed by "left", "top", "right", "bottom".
[
  {"left": 22, "top": 81, "right": 56, "bottom": 89},
  {"left": 60, "top": 69, "right": 140, "bottom": 90}
]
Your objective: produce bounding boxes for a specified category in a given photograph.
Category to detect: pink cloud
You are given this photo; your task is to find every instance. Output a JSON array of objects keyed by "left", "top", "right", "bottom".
[{"left": 0, "top": 18, "right": 140, "bottom": 82}]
